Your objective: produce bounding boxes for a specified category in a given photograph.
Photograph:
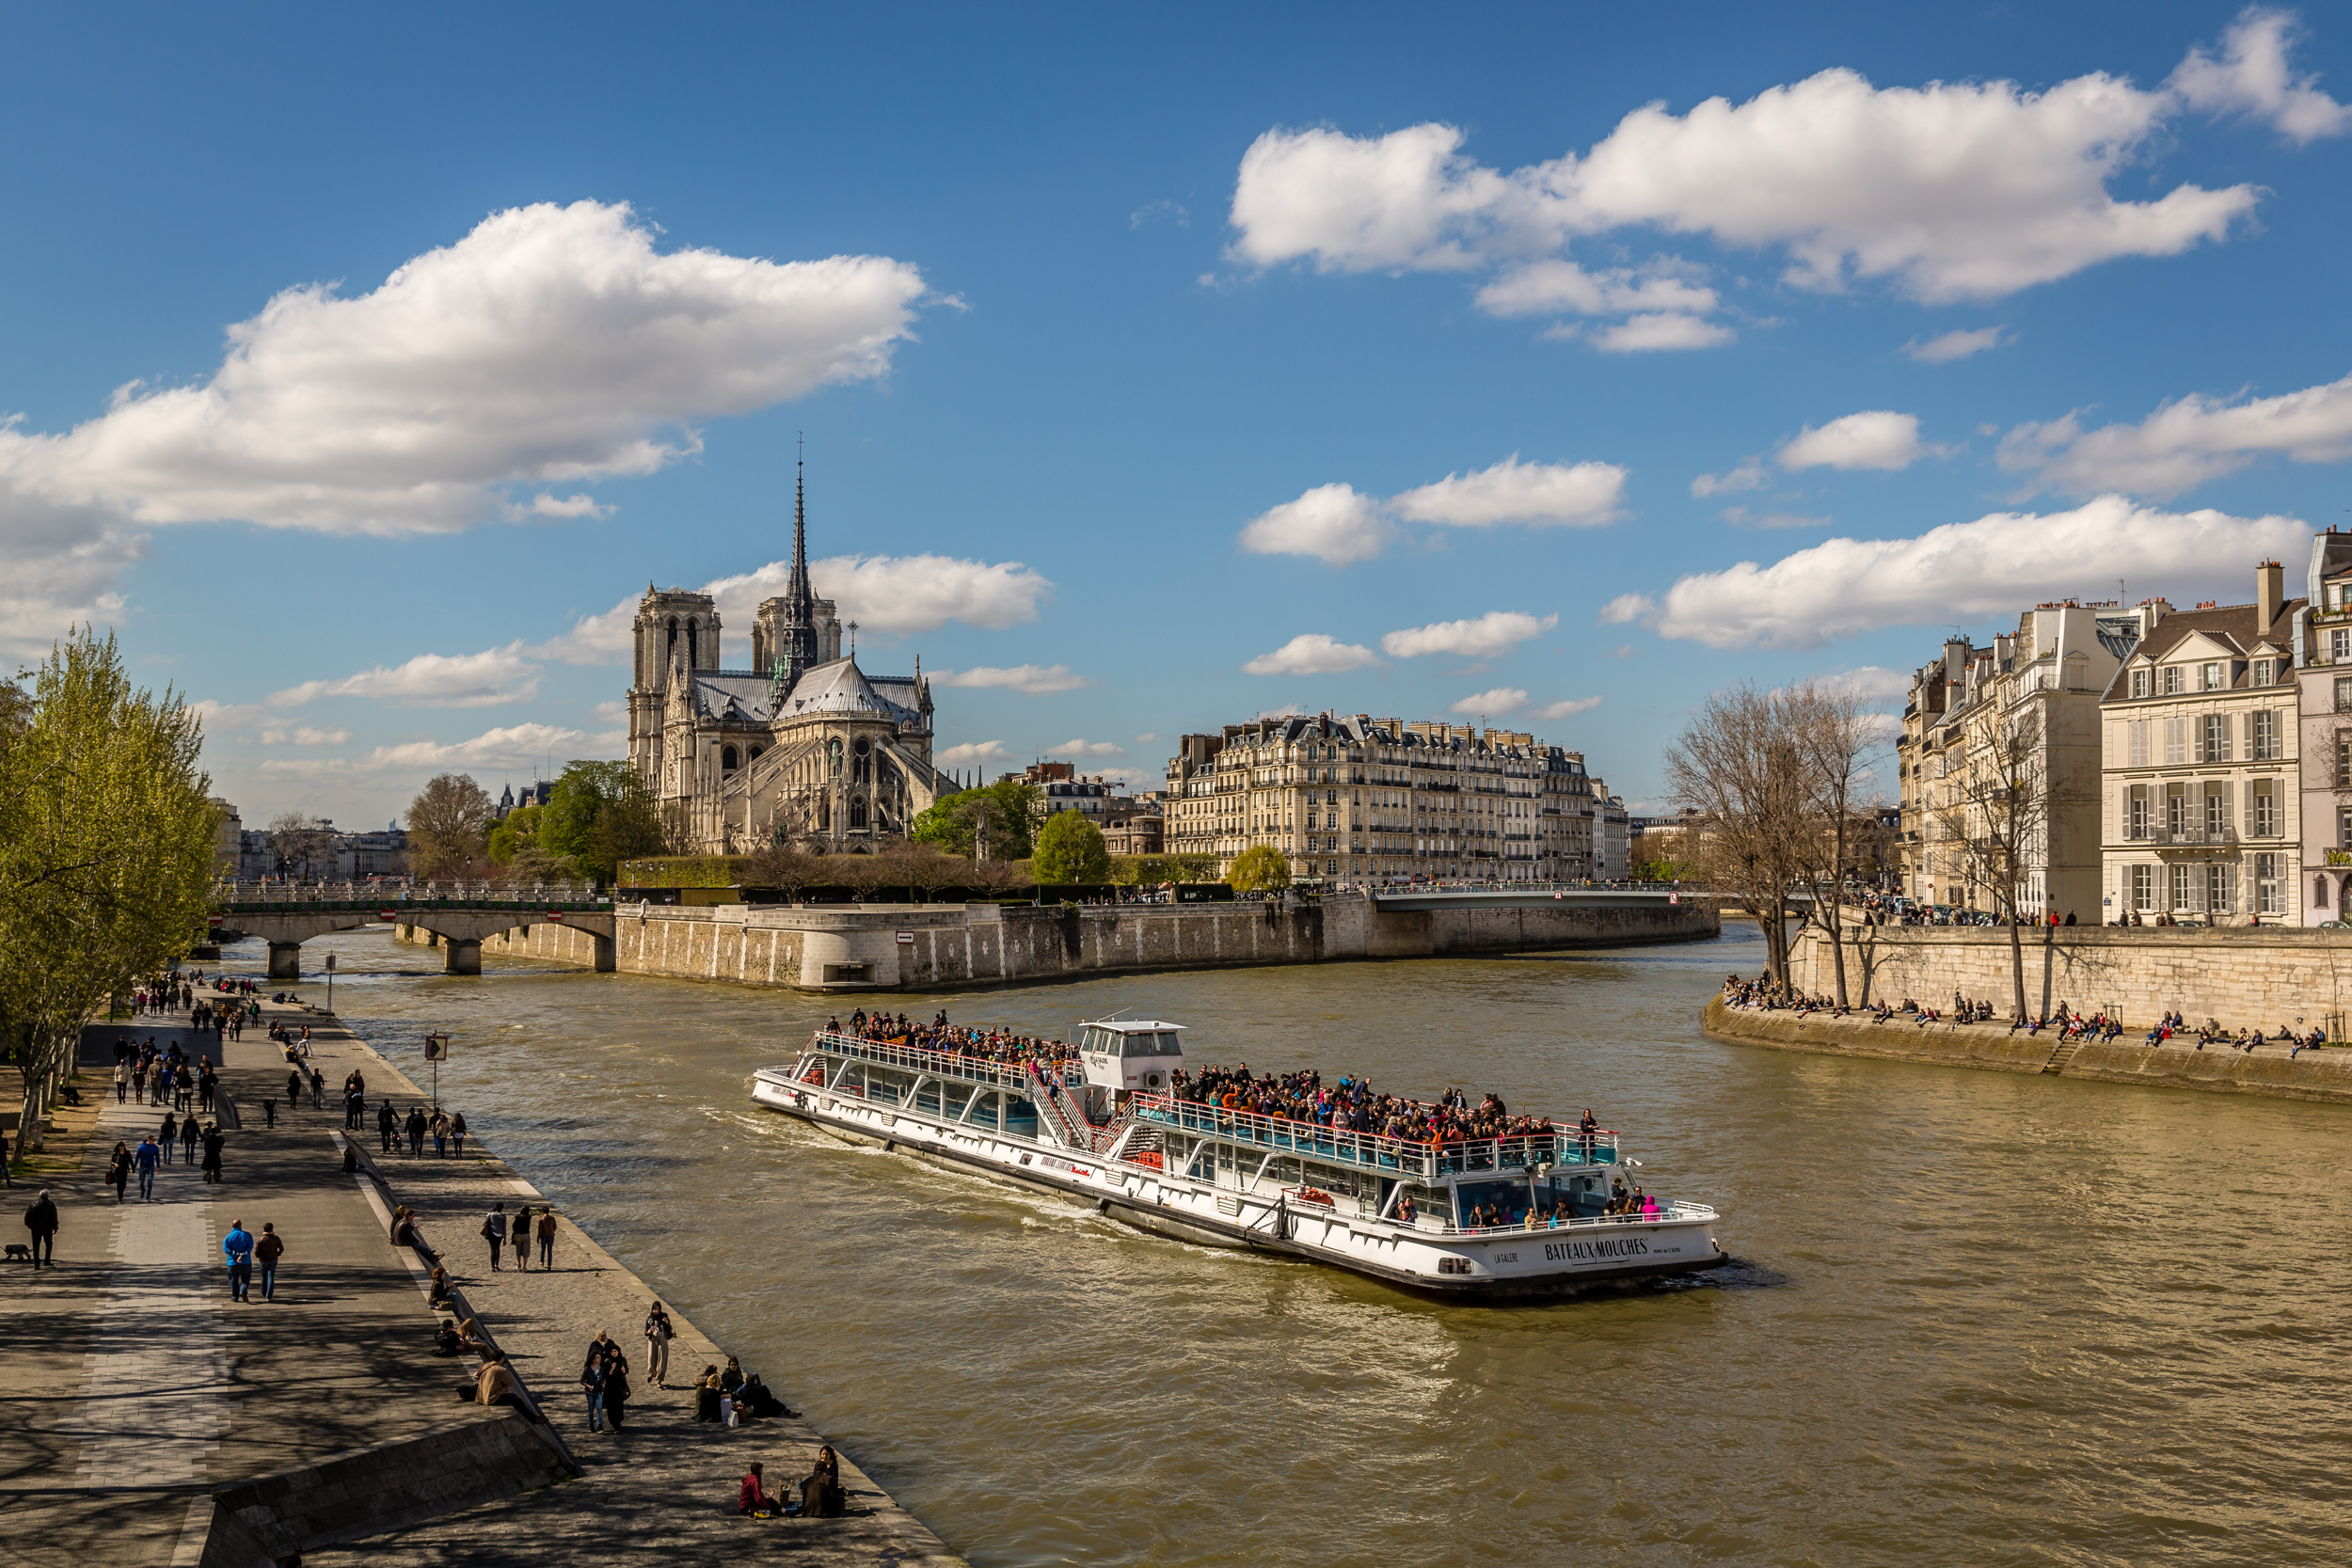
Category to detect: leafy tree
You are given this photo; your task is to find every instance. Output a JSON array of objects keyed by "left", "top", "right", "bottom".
[
  {"left": 1, "top": 630, "right": 215, "bottom": 1156},
  {"left": 1108, "top": 853, "right": 1217, "bottom": 886},
  {"left": 485, "top": 802, "right": 543, "bottom": 867},
  {"left": 910, "top": 780, "right": 1041, "bottom": 861},
  {"left": 1033, "top": 810, "right": 1111, "bottom": 884},
  {"left": 405, "top": 774, "right": 493, "bottom": 881},
  {"left": 538, "top": 760, "right": 668, "bottom": 888},
  {"left": 1226, "top": 845, "right": 1292, "bottom": 893}
]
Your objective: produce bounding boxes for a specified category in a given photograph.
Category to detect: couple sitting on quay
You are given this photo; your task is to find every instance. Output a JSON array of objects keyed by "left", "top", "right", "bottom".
[{"left": 738, "top": 1447, "right": 845, "bottom": 1520}]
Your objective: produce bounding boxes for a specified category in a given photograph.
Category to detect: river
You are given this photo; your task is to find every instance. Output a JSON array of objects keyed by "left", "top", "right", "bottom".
[{"left": 215, "top": 925, "right": 2352, "bottom": 1566}]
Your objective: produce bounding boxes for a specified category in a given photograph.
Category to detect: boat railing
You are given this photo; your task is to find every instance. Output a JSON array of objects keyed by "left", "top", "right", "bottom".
[
  {"left": 1422, "top": 1199, "right": 1719, "bottom": 1239},
  {"left": 806, "top": 1030, "right": 1059, "bottom": 1094},
  {"left": 1125, "top": 1093, "right": 1618, "bottom": 1179}
]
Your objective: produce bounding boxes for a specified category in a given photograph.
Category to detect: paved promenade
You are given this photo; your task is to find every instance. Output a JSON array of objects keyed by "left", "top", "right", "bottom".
[
  {"left": 9, "top": 997, "right": 968, "bottom": 1565},
  {"left": 2, "top": 1012, "right": 459, "bottom": 1566}
]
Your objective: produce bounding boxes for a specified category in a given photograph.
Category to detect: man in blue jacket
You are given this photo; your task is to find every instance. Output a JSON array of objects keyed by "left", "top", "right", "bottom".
[
  {"left": 132, "top": 1136, "right": 161, "bottom": 1200},
  {"left": 222, "top": 1219, "right": 255, "bottom": 1302}
]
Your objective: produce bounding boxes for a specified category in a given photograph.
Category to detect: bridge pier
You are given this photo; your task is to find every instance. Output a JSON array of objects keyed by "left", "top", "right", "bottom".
[
  {"left": 592, "top": 933, "right": 616, "bottom": 974},
  {"left": 267, "top": 942, "right": 304, "bottom": 980},
  {"left": 443, "top": 938, "right": 483, "bottom": 976}
]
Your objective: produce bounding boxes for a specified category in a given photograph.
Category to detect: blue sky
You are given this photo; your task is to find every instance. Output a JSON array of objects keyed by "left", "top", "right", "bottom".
[{"left": 5, "top": 2, "right": 2350, "bottom": 827}]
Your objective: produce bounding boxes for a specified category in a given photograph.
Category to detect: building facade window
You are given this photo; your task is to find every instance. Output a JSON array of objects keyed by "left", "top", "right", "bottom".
[
  {"left": 2128, "top": 720, "right": 2149, "bottom": 767},
  {"left": 2333, "top": 629, "right": 2352, "bottom": 664},
  {"left": 2127, "top": 784, "right": 2150, "bottom": 839},
  {"left": 2207, "top": 863, "right": 2236, "bottom": 915},
  {"left": 2131, "top": 667, "right": 2151, "bottom": 698},
  {"left": 2167, "top": 783, "right": 2189, "bottom": 833},
  {"left": 2250, "top": 708, "right": 2280, "bottom": 761},
  {"left": 2255, "top": 853, "right": 2281, "bottom": 914},
  {"left": 2170, "top": 863, "right": 2195, "bottom": 911},
  {"left": 2205, "top": 784, "right": 2231, "bottom": 836},
  {"left": 2131, "top": 863, "right": 2155, "bottom": 911},
  {"left": 2202, "top": 661, "right": 2223, "bottom": 691},
  {"left": 2251, "top": 782, "right": 2279, "bottom": 837},
  {"left": 2165, "top": 665, "right": 2185, "bottom": 694},
  {"left": 2201, "top": 714, "right": 2231, "bottom": 763}
]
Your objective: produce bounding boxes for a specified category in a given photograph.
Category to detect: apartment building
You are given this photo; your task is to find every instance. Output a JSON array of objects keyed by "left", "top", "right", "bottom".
[
  {"left": 2101, "top": 562, "right": 2301, "bottom": 924},
  {"left": 1902, "top": 600, "right": 2151, "bottom": 917},
  {"left": 1164, "top": 712, "right": 1605, "bottom": 881},
  {"left": 2296, "top": 530, "right": 2352, "bottom": 922}
]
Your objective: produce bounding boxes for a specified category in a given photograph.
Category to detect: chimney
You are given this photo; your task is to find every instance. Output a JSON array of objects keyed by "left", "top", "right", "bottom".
[{"left": 2258, "top": 560, "right": 2283, "bottom": 628}]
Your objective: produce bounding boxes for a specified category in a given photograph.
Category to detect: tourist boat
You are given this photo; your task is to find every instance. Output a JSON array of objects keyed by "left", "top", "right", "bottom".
[{"left": 751, "top": 1019, "right": 1727, "bottom": 1299}]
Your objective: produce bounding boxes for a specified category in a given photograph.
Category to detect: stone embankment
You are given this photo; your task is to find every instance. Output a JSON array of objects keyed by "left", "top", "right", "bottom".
[
  {"left": 1784, "top": 922, "right": 2352, "bottom": 1033},
  {"left": 1702, "top": 997, "right": 2352, "bottom": 1106},
  {"left": 401, "top": 890, "right": 1719, "bottom": 992}
]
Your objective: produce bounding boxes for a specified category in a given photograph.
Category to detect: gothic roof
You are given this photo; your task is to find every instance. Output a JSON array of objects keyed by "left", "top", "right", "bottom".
[
  {"left": 778, "top": 657, "right": 922, "bottom": 724},
  {"left": 691, "top": 673, "right": 780, "bottom": 725}
]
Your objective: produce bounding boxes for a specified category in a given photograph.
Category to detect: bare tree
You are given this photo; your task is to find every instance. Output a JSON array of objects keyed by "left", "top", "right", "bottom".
[
  {"left": 1788, "top": 678, "right": 1887, "bottom": 1008},
  {"left": 267, "top": 812, "right": 337, "bottom": 880},
  {"left": 739, "top": 843, "right": 825, "bottom": 903},
  {"left": 1664, "top": 684, "right": 1815, "bottom": 982},
  {"left": 405, "top": 774, "right": 493, "bottom": 882},
  {"left": 1928, "top": 704, "right": 2054, "bottom": 1022}
]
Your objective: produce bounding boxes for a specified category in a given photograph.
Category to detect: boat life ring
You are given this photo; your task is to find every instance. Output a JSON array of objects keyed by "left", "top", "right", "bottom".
[
  {"left": 1292, "top": 1187, "right": 1335, "bottom": 1208},
  {"left": 1130, "top": 1151, "right": 1164, "bottom": 1170}
]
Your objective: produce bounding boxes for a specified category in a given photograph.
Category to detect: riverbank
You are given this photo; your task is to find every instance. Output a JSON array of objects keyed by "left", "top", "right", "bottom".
[
  {"left": 5, "top": 995, "right": 968, "bottom": 1566},
  {"left": 397, "top": 890, "right": 1719, "bottom": 992},
  {"left": 1702, "top": 996, "right": 2352, "bottom": 1105}
]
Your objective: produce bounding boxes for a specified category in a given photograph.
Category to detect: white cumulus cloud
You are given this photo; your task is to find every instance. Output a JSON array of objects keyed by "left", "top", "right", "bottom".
[
  {"left": 0, "top": 199, "right": 931, "bottom": 652},
  {"left": 1051, "top": 737, "right": 1126, "bottom": 757},
  {"left": 1903, "top": 326, "right": 2009, "bottom": 364},
  {"left": 1692, "top": 458, "right": 1770, "bottom": 498},
  {"left": 1533, "top": 695, "right": 1604, "bottom": 721},
  {"left": 1226, "top": 18, "right": 2301, "bottom": 339},
  {"left": 256, "top": 721, "right": 607, "bottom": 780},
  {"left": 1629, "top": 495, "right": 2308, "bottom": 649},
  {"left": 2170, "top": 6, "right": 2352, "bottom": 144},
  {"left": 1237, "top": 483, "right": 1396, "bottom": 566},
  {"left": 260, "top": 726, "right": 353, "bottom": 746},
  {"left": 1450, "top": 688, "right": 1528, "bottom": 717},
  {"left": 1998, "top": 370, "right": 2352, "bottom": 499},
  {"left": 1779, "top": 411, "right": 1939, "bottom": 472},
  {"left": 1380, "top": 610, "right": 1558, "bottom": 659},
  {"left": 930, "top": 663, "right": 1089, "bottom": 693},
  {"left": 1242, "top": 634, "right": 1380, "bottom": 676},
  {"left": 936, "top": 739, "right": 1009, "bottom": 767},
  {"left": 1389, "top": 456, "right": 1626, "bottom": 527},
  {"left": 269, "top": 641, "right": 541, "bottom": 708}
]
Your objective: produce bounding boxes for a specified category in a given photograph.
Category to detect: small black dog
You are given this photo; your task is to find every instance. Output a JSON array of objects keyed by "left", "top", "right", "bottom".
[{"left": 4, "top": 1244, "right": 30, "bottom": 1263}]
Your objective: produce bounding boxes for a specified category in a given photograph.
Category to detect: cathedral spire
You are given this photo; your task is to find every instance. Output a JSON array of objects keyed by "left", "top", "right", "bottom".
[{"left": 782, "top": 435, "right": 819, "bottom": 683}]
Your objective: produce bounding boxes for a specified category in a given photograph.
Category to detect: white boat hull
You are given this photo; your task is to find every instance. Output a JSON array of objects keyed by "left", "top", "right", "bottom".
[{"left": 752, "top": 1068, "right": 1728, "bottom": 1301}]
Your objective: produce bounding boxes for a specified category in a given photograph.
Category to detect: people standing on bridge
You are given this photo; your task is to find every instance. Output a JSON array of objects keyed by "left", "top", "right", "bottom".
[
  {"left": 23, "top": 1189, "right": 59, "bottom": 1268},
  {"left": 482, "top": 1202, "right": 507, "bottom": 1271}
]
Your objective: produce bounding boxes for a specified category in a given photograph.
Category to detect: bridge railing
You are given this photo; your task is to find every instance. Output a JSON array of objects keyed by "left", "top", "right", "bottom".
[{"left": 212, "top": 879, "right": 610, "bottom": 910}]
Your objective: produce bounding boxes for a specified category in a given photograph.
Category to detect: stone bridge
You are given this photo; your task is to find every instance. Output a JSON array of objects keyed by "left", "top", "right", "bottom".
[{"left": 212, "top": 885, "right": 617, "bottom": 977}]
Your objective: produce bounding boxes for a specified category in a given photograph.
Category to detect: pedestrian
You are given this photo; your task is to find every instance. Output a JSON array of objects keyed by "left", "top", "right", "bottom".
[
  {"left": 429, "top": 1109, "right": 448, "bottom": 1158},
  {"left": 310, "top": 1069, "right": 324, "bottom": 1111},
  {"left": 377, "top": 1100, "right": 396, "bottom": 1154},
  {"left": 482, "top": 1202, "right": 508, "bottom": 1271},
  {"left": 24, "top": 1189, "right": 59, "bottom": 1268},
  {"left": 159, "top": 1112, "right": 178, "bottom": 1164},
  {"left": 200, "top": 1125, "right": 226, "bottom": 1184},
  {"left": 255, "top": 1222, "right": 284, "bottom": 1302},
  {"left": 107, "top": 1142, "right": 131, "bottom": 1203},
  {"left": 580, "top": 1336, "right": 610, "bottom": 1433},
  {"left": 603, "top": 1351, "right": 632, "bottom": 1433},
  {"left": 222, "top": 1218, "right": 255, "bottom": 1301},
  {"left": 406, "top": 1106, "right": 427, "bottom": 1158},
  {"left": 451, "top": 1112, "right": 468, "bottom": 1158},
  {"left": 644, "top": 1301, "right": 674, "bottom": 1387},
  {"left": 180, "top": 1116, "right": 199, "bottom": 1166},
  {"left": 133, "top": 1135, "right": 160, "bottom": 1200},
  {"left": 287, "top": 1068, "right": 303, "bottom": 1116},
  {"left": 262, "top": 1097, "right": 276, "bottom": 1129},
  {"left": 535, "top": 1206, "right": 557, "bottom": 1270},
  {"left": 114, "top": 1063, "right": 128, "bottom": 1104}
]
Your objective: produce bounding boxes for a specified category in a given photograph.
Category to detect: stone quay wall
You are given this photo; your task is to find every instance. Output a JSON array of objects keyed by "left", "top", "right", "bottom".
[
  {"left": 1702, "top": 997, "right": 2352, "bottom": 1107},
  {"left": 398, "top": 893, "right": 1717, "bottom": 993},
  {"left": 1785, "top": 924, "right": 2352, "bottom": 1033}
]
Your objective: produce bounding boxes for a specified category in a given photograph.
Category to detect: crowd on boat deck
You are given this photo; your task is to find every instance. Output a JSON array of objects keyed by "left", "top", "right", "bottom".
[
  {"left": 824, "top": 1008, "right": 1080, "bottom": 1076},
  {"left": 1168, "top": 1063, "right": 1559, "bottom": 1146}
]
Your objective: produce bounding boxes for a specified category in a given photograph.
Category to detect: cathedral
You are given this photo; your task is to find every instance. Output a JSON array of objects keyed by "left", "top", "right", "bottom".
[{"left": 626, "top": 467, "right": 946, "bottom": 854}]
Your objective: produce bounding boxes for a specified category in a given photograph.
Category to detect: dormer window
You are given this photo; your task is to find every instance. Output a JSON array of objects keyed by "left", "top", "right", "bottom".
[
  {"left": 2164, "top": 665, "right": 2184, "bottom": 695},
  {"left": 2130, "top": 667, "right": 2150, "bottom": 698},
  {"left": 2201, "top": 662, "right": 2224, "bottom": 691},
  {"left": 2253, "top": 657, "right": 2275, "bottom": 685}
]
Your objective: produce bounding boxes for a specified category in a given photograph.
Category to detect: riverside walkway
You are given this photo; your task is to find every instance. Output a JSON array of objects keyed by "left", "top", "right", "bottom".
[{"left": 8, "top": 997, "right": 966, "bottom": 1566}]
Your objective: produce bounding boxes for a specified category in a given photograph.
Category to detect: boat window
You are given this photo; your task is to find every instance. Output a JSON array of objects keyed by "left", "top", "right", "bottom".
[{"left": 1453, "top": 1179, "right": 1536, "bottom": 1227}]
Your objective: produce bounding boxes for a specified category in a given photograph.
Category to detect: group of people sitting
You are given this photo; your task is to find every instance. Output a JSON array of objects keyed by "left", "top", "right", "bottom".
[
  {"left": 2140, "top": 1013, "right": 2330, "bottom": 1053},
  {"left": 738, "top": 1447, "right": 844, "bottom": 1520},
  {"left": 1168, "top": 1063, "right": 1560, "bottom": 1148},
  {"left": 1459, "top": 1179, "right": 1661, "bottom": 1231},
  {"left": 694, "top": 1354, "right": 793, "bottom": 1426},
  {"left": 826, "top": 1009, "right": 1082, "bottom": 1080}
]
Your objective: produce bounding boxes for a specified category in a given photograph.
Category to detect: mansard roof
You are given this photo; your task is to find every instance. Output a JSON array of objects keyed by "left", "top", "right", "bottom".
[{"left": 2100, "top": 595, "right": 2304, "bottom": 701}]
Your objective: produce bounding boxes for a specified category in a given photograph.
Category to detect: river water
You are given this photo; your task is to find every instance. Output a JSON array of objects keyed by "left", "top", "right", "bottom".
[{"left": 218, "top": 926, "right": 2352, "bottom": 1566}]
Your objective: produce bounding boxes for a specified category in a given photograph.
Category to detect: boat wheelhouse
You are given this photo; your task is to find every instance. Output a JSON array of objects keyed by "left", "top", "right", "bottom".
[{"left": 752, "top": 1017, "right": 1725, "bottom": 1299}]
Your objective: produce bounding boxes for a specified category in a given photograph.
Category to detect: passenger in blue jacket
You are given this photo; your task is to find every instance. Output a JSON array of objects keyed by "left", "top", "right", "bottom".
[{"left": 222, "top": 1219, "right": 255, "bottom": 1302}]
